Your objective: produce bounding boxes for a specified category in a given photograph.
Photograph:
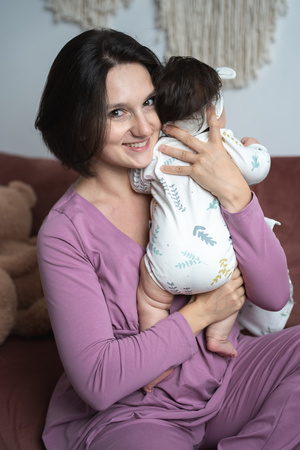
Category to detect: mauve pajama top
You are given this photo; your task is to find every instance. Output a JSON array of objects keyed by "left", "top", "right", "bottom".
[{"left": 37, "top": 186, "right": 290, "bottom": 449}]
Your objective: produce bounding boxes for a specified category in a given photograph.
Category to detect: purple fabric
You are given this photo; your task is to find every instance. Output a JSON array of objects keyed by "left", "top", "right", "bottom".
[{"left": 37, "top": 187, "right": 293, "bottom": 449}]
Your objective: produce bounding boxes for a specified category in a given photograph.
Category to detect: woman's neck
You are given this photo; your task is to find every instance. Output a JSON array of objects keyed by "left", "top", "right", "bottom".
[
  {"left": 74, "top": 165, "right": 151, "bottom": 248},
  {"left": 74, "top": 164, "right": 132, "bottom": 204}
]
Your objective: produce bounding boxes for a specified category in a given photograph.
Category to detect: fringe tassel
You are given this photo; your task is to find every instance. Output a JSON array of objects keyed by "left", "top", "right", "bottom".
[
  {"left": 45, "top": 0, "right": 288, "bottom": 87},
  {"left": 45, "top": 0, "right": 133, "bottom": 29},
  {"left": 155, "top": 0, "right": 288, "bottom": 87}
]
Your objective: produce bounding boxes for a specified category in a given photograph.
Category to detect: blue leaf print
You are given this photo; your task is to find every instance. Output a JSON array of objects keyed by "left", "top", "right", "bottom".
[
  {"left": 193, "top": 226, "right": 217, "bottom": 246},
  {"left": 132, "top": 169, "right": 150, "bottom": 193},
  {"left": 167, "top": 282, "right": 181, "bottom": 294},
  {"left": 175, "top": 251, "right": 206, "bottom": 269},
  {"left": 149, "top": 224, "right": 162, "bottom": 256},
  {"left": 159, "top": 178, "right": 186, "bottom": 212},
  {"left": 251, "top": 155, "right": 260, "bottom": 171},
  {"left": 163, "top": 157, "right": 176, "bottom": 166},
  {"left": 207, "top": 198, "right": 219, "bottom": 210}
]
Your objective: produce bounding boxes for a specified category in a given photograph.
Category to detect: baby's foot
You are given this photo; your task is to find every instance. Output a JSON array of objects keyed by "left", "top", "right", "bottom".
[
  {"left": 143, "top": 368, "right": 174, "bottom": 393},
  {"left": 206, "top": 336, "right": 238, "bottom": 358}
]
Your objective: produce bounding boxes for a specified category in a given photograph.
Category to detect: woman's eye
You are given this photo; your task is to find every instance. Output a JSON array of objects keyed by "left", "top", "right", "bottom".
[
  {"left": 144, "top": 97, "right": 155, "bottom": 107},
  {"left": 109, "top": 109, "right": 124, "bottom": 119}
]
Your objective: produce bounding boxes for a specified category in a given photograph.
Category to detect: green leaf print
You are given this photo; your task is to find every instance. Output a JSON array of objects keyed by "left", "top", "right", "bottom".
[
  {"left": 175, "top": 251, "right": 206, "bottom": 269},
  {"left": 193, "top": 226, "right": 217, "bottom": 246},
  {"left": 251, "top": 155, "right": 260, "bottom": 171},
  {"left": 149, "top": 224, "right": 162, "bottom": 256},
  {"left": 207, "top": 198, "right": 219, "bottom": 210}
]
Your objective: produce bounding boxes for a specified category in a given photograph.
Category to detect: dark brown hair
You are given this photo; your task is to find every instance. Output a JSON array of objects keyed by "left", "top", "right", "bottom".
[
  {"left": 35, "top": 29, "right": 162, "bottom": 176},
  {"left": 156, "top": 56, "right": 222, "bottom": 129}
]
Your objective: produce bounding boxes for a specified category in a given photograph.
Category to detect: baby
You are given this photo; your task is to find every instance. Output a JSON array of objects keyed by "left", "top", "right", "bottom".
[{"left": 130, "top": 57, "right": 270, "bottom": 391}]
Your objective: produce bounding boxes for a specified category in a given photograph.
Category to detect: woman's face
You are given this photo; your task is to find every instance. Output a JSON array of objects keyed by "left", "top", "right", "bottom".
[{"left": 99, "top": 63, "right": 161, "bottom": 171}]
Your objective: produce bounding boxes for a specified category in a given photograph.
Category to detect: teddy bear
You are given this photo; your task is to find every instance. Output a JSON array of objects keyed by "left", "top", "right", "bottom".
[{"left": 0, "top": 180, "right": 51, "bottom": 345}]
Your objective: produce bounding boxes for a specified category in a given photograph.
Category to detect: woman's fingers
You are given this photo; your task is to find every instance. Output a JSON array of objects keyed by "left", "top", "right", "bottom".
[
  {"left": 163, "top": 125, "right": 198, "bottom": 151},
  {"left": 159, "top": 143, "right": 196, "bottom": 163}
]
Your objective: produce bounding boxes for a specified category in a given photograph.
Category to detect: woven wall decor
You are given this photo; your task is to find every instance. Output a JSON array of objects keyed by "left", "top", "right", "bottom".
[
  {"left": 156, "top": 0, "right": 288, "bottom": 87},
  {"left": 45, "top": 0, "right": 133, "bottom": 28},
  {"left": 44, "top": 0, "right": 288, "bottom": 88}
]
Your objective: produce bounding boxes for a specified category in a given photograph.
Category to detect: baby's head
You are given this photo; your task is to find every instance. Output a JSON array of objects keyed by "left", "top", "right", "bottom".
[{"left": 155, "top": 56, "right": 232, "bottom": 134}]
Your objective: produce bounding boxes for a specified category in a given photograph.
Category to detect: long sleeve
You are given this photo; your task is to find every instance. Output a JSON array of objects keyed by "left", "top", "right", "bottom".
[
  {"left": 37, "top": 191, "right": 198, "bottom": 411},
  {"left": 221, "top": 193, "right": 290, "bottom": 311},
  {"left": 221, "top": 129, "right": 271, "bottom": 185},
  {"left": 129, "top": 168, "right": 152, "bottom": 194}
]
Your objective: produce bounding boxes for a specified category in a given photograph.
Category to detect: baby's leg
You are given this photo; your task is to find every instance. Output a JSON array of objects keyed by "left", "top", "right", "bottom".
[
  {"left": 137, "top": 257, "right": 174, "bottom": 331},
  {"left": 206, "top": 313, "right": 238, "bottom": 358},
  {"left": 138, "top": 257, "right": 175, "bottom": 392}
]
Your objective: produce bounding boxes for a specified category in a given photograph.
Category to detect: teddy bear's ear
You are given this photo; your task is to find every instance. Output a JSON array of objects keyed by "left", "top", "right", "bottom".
[{"left": 8, "top": 181, "right": 37, "bottom": 207}]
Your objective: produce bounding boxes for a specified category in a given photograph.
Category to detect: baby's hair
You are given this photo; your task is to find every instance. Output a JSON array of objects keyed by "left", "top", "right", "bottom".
[{"left": 155, "top": 56, "right": 222, "bottom": 128}]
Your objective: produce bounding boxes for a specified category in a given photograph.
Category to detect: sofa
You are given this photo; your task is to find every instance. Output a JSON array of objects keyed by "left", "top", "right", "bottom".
[{"left": 0, "top": 151, "right": 299, "bottom": 450}]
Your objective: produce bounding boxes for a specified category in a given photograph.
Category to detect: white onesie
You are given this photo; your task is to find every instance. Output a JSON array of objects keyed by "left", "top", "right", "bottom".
[{"left": 130, "top": 126, "right": 270, "bottom": 295}]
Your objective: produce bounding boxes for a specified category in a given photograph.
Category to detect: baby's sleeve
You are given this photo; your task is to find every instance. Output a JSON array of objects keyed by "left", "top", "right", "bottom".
[
  {"left": 221, "top": 129, "right": 271, "bottom": 185},
  {"left": 129, "top": 168, "right": 152, "bottom": 194}
]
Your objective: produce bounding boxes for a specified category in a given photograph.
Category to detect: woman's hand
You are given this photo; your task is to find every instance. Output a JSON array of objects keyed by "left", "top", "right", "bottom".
[
  {"left": 160, "top": 106, "right": 252, "bottom": 213},
  {"left": 179, "top": 267, "right": 245, "bottom": 337}
]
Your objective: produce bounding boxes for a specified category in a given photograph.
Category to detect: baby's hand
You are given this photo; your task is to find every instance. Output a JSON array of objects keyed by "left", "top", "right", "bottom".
[
  {"left": 241, "top": 136, "right": 259, "bottom": 146},
  {"left": 143, "top": 368, "right": 174, "bottom": 393}
]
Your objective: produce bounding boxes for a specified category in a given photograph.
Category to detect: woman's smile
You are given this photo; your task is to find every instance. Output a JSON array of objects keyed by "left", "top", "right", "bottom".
[
  {"left": 123, "top": 139, "right": 150, "bottom": 152},
  {"left": 100, "top": 63, "right": 161, "bottom": 170}
]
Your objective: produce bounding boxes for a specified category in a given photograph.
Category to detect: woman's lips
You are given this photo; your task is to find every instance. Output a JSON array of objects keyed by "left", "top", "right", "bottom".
[{"left": 123, "top": 139, "right": 150, "bottom": 152}]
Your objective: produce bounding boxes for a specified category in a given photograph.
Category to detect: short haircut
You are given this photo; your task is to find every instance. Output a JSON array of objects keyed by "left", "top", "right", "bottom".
[{"left": 35, "top": 29, "right": 162, "bottom": 176}]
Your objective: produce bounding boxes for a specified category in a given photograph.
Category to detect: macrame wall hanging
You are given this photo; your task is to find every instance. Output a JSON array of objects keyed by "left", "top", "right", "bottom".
[
  {"left": 155, "top": 0, "right": 288, "bottom": 87},
  {"left": 44, "top": 0, "right": 288, "bottom": 87},
  {"left": 45, "top": 0, "right": 133, "bottom": 28}
]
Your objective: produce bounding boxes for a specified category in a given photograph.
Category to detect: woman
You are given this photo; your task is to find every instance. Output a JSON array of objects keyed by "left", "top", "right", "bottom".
[{"left": 35, "top": 29, "right": 299, "bottom": 449}]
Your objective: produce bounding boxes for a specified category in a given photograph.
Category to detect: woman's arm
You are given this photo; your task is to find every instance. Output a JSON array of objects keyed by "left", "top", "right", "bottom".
[
  {"left": 179, "top": 267, "right": 245, "bottom": 336},
  {"left": 38, "top": 208, "right": 246, "bottom": 410},
  {"left": 37, "top": 214, "right": 198, "bottom": 411},
  {"left": 221, "top": 194, "right": 290, "bottom": 310},
  {"left": 159, "top": 107, "right": 290, "bottom": 311}
]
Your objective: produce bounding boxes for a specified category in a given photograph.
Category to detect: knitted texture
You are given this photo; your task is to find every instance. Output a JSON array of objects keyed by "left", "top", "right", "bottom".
[
  {"left": 45, "top": 0, "right": 133, "bottom": 28},
  {"left": 155, "top": 0, "right": 288, "bottom": 87}
]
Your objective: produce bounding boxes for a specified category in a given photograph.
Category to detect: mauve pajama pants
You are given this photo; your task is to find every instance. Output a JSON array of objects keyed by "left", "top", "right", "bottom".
[{"left": 89, "top": 326, "right": 300, "bottom": 450}]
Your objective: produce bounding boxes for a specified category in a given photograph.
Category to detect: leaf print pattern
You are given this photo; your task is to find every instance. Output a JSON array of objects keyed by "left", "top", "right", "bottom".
[
  {"left": 131, "top": 169, "right": 149, "bottom": 193},
  {"left": 175, "top": 251, "right": 206, "bottom": 269},
  {"left": 149, "top": 224, "right": 162, "bottom": 256},
  {"left": 211, "top": 259, "right": 233, "bottom": 286},
  {"left": 159, "top": 178, "right": 186, "bottom": 212},
  {"left": 251, "top": 155, "right": 260, "bottom": 171},
  {"left": 166, "top": 282, "right": 181, "bottom": 294},
  {"left": 193, "top": 226, "right": 217, "bottom": 246},
  {"left": 207, "top": 198, "right": 219, "bottom": 210},
  {"left": 261, "top": 326, "right": 272, "bottom": 335},
  {"left": 221, "top": 131, "right": 243, "bottom": 147},
  {"left": 163, "top": 157, "right": 176, "bottom": 166}
]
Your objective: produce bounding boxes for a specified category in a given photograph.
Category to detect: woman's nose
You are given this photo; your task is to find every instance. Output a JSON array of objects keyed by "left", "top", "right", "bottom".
[{"left": 131, "top": 113, "right": 152, "bottom": 137}]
